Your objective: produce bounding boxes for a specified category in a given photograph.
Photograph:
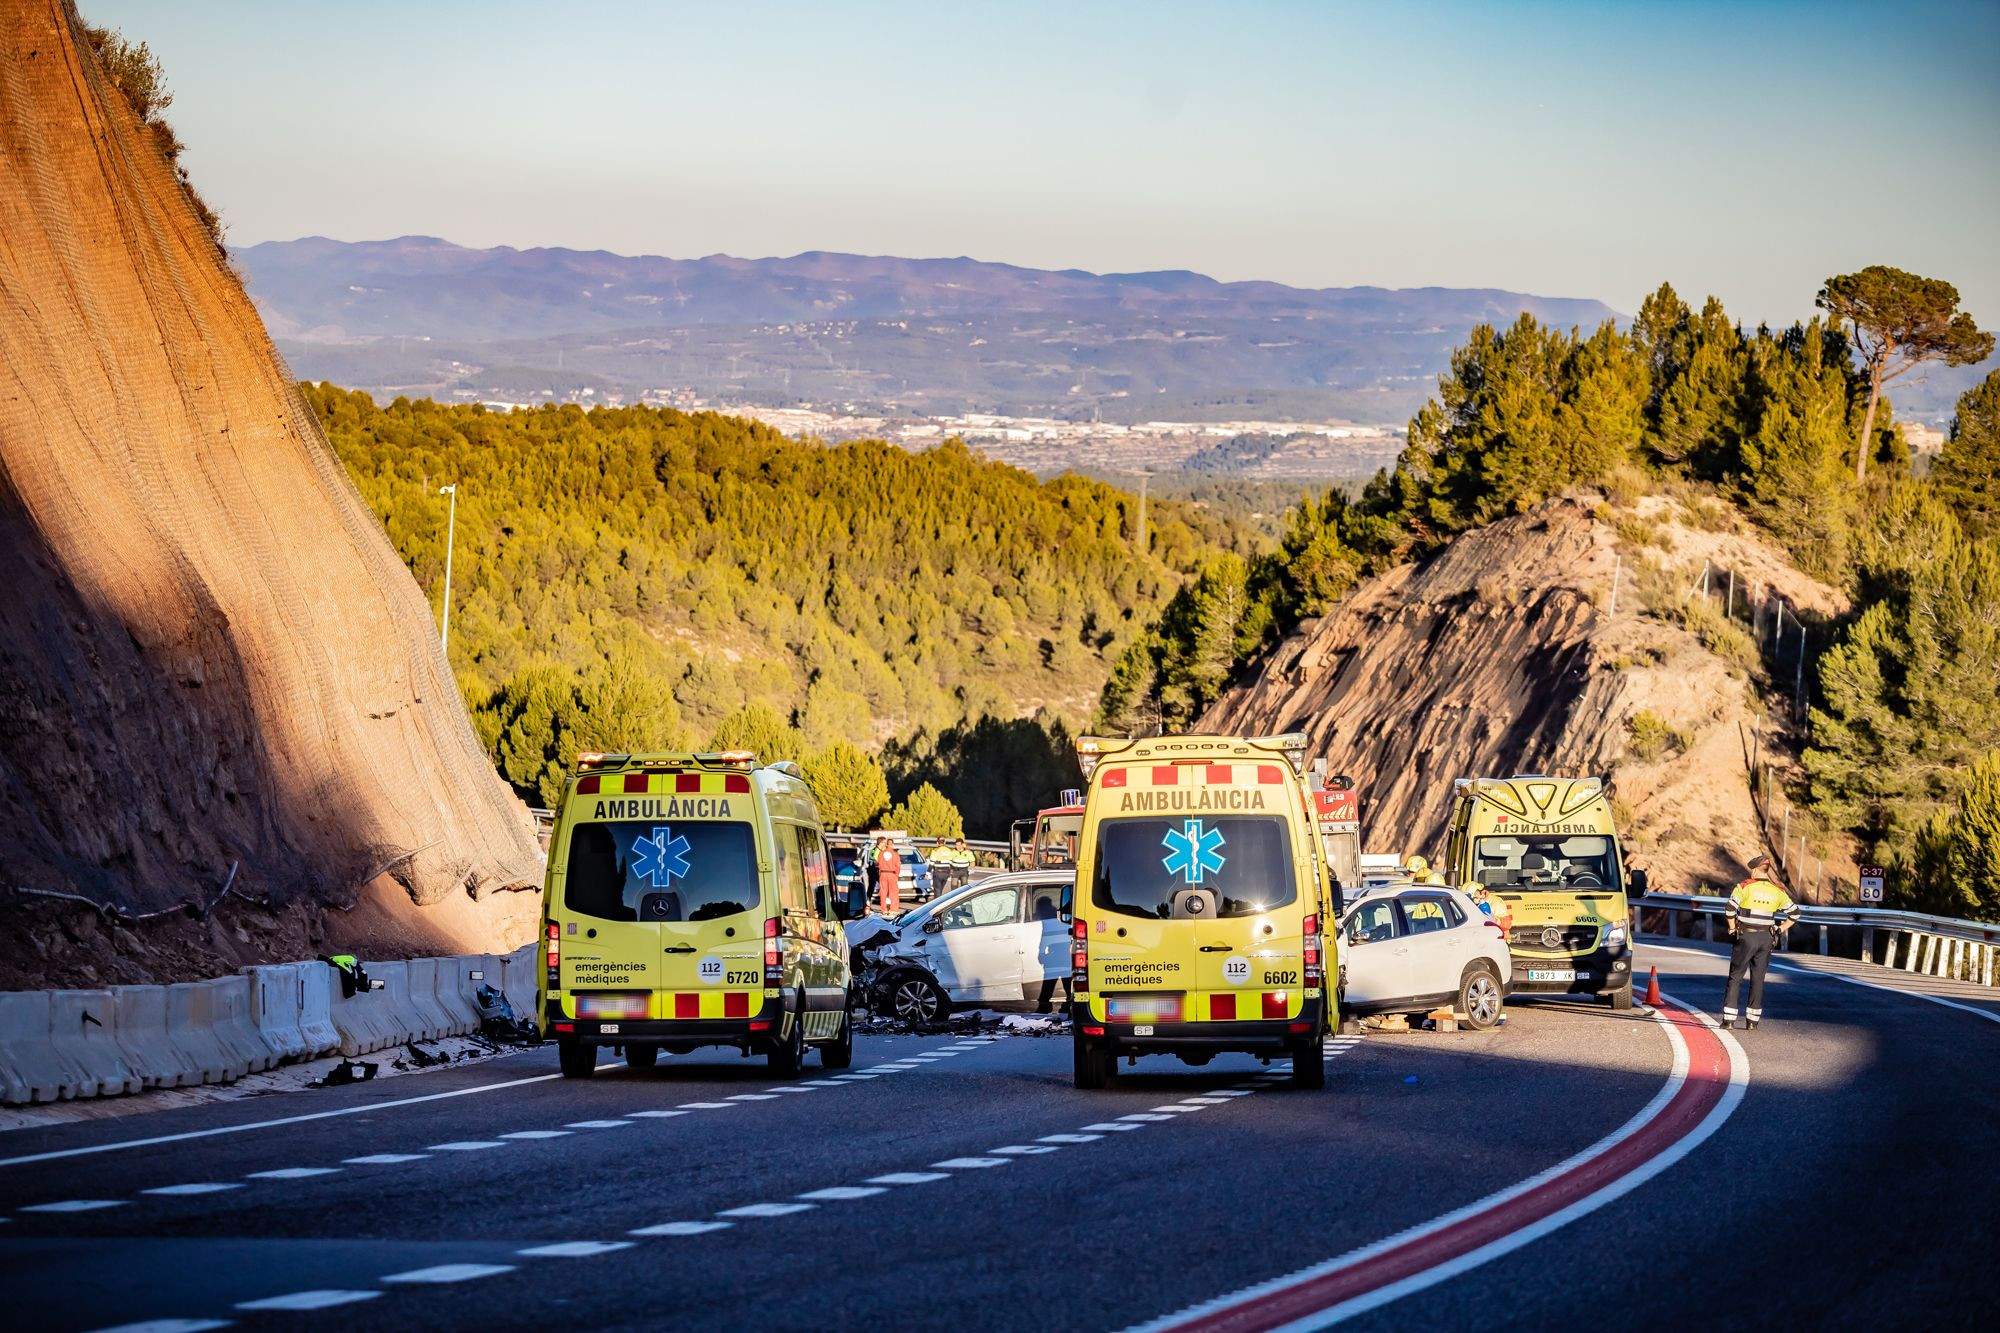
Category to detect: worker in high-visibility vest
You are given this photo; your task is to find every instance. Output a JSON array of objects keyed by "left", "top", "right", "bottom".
[
  {"left": 1403, "top": 854, "right": 1445, "bottom": 886},
  {"left": 1723, "top": 854, "right": 1799, "bottom": 1030}
]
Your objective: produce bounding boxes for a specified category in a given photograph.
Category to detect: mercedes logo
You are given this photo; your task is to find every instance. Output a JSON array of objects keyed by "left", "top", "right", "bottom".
[{"left": 1541, "top": 926, "right": 1564, "bottom": 948}]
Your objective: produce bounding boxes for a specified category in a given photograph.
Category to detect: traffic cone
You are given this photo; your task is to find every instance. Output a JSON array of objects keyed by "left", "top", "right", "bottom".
[{"left": 1643, "top": 966, "right": 1663, "bottom": 1007}]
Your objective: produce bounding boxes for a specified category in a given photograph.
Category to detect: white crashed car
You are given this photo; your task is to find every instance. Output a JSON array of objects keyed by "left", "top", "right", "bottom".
[
  {"left": 1337, "top": 883, "right": 1512, "bottom": 1029},
  {"left": 862, "top": 871, "right": 1074, "bottom": 1023}
]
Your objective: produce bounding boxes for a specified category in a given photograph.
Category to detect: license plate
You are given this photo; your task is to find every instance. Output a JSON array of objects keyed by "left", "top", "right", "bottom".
[
  {"left": 1133, "top": 1024, "right": 1154, "bottom": 1036},
  {"left": 601, "top": 1023, "right": 621, "bottom": 1034},
  {"left": 1527, "top": 969, "right": 1577, "bottom": 982},
  {"left": 1106, "top": 997, "right": 1183, "bottom": 1023}
]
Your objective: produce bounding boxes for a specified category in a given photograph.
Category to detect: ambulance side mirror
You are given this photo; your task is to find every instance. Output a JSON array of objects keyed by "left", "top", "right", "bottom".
[{"left": 1058, "top": 882, "right": 1074, "bottom": 925}]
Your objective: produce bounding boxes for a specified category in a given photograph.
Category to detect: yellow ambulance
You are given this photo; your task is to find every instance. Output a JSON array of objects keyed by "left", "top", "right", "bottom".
[
  {"left": 539, "top": 751, "right": 855, "bottom": 1077},
  {"left": 1066, "top": 733, "right": 1334, "bottom": 1089},
  {"left": 1442, "top": 774, "right": 1633, "bottom": 1008}
]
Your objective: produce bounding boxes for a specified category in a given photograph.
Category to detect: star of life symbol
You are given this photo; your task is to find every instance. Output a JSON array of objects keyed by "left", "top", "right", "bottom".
[
  {"left": 632, "top": 826, "right": 693, "bottom": 887},
  {"left": 1161, "top": 818, "right": 1227, "bottom": 885}
]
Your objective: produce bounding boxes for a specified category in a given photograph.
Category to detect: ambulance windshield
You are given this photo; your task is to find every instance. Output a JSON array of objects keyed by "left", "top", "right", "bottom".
[
  {"left": 564, "top": 821, "right": 759, "bottom": 922},
  {"left": 1092, "top": 815, "right": 1296, "bottom": 919},
  {"left": 1472, "top": 834, "right": 1620, "bottom": 892}
]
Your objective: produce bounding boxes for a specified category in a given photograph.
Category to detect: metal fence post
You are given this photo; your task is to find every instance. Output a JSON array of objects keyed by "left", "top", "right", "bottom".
[
  {"left": 1864, "top": 925, "right": 1877, "bottom": 964},
  {"left": 1984, "top": 945, "right": 1995, "bottom": 989}
]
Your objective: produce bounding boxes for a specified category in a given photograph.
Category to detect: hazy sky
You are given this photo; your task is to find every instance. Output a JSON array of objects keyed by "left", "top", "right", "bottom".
[{"left": 85, "top": 0, "right": 2000, "bottom": 325}]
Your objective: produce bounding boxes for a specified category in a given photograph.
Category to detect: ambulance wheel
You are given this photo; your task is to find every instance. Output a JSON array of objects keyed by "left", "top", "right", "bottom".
[
  {"left": 1459, "top": 966, "right": 1504, "bottom": 1031},
  {"left": 1073, "top": 1036, "right": 1115, "bottom": 1090},
  {"left": 768, "top": 999, "right": 807, "bottom": 1077},
  {"left": 557, "top": 1039, "right": 596, "bottom": 1079},
  {"left": 624, "top": 1044, "right": 659, "bottom": 1070},
  {"left": 1606, "top": 983, "right": 1633, "bottom": 1011},
  {"left": 1288, "top": 1042, "right": 1326, "bottom": 1088},
  {"left": 822, "top": 1002, "right": 855, "bottom": 1070}
]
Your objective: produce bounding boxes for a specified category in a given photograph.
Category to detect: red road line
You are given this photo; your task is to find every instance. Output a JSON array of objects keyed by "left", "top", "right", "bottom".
[{"left": 1148, "top": 1000, "right": 1733, "bottom": 1333}]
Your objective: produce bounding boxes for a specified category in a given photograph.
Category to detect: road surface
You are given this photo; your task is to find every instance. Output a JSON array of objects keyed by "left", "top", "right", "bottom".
[{"left": 2, "top": 941, "right": 1994, "bottom": 1332}]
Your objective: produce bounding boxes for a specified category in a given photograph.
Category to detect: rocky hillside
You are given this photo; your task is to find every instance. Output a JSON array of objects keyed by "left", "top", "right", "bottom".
[
  {"left": 0, "top": 0, "right": 543, "bottom": 986},
  {"left": 1201, "top": 493, "right": 1847, "bottom": 893}
]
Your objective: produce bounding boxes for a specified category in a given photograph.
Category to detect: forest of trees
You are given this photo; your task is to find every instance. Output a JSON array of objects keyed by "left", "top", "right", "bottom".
[
  {"left": 313, "top": 385, "right": 1244, "bottom": 821},
  {"left": 1100, "top": 271, "right": 1999, "bottom": 918}
]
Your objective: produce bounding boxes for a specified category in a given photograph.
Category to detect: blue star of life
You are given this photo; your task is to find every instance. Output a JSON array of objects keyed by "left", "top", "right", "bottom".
[
  {"left": 631, "top": 826, "right": 693, "bottom": 886},
  {"left": 1161, "top": 818, "right": 1227, "bottom": 885}
]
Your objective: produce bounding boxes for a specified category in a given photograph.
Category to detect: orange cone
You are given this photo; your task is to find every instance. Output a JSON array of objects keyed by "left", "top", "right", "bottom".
[{"left": 1643, "top": 966, "right": 1663, "bottom": 1007}]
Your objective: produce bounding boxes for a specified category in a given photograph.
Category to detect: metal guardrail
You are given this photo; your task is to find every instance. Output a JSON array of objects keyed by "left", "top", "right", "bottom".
[{"left": 1633, "top": 892, "right": 1999, "bottom": 988}]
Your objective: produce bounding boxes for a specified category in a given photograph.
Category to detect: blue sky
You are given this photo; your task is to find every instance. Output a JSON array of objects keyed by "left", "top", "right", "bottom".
[{"left": 84, "top": 0, "right": 2000, "bottom": 324}]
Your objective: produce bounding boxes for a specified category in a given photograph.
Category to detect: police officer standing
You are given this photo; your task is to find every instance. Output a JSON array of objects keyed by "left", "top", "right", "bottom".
[{"left": 1723, "top": 854, "right": 1799, "bottom": 1030}]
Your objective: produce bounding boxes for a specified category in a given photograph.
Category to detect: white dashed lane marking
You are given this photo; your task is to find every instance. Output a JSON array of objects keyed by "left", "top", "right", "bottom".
[
  {"left": 931, "top": 1156, "right": 1010, "bottom": 1169},
  {"left": 518, "top": 1240, "right": 635, "bottom": 1258},
  {"left": 626, "top": 1110, "right": 687, "bottom": 1119},
  {"left": 236, "top": 1289, "right": 380, "bottom": 1311},
  {"left": 990, "top": 1145, "right": 1059, "bottom": 1155},
  {"left": 141, "top": 1184, "right": 242, "bottom": 1196},
  {"left": 725, "top": 1095, "right": 777, "bottom": 1102},
  {"left": 91, "top": 1319, "right": 233, "bottom": 1332},
  {"left": 717, "top": 1202, "right": 815, "bottom": 1218},
  {"left": 381, "top": 1263, "right": 515, "bottom": 1284},
  {"left": 426, "top": 1142, "right": 506, "bottom": 1153},
  {"left": 677, "top": 1102, "right": 736, "bottom": 1109},
  {"left": 1038, "top": 1133, "right": 1103, "bottom": 1144},
  {"left": 866, "top": 1171, "right": 951, "bottom": 1185},
  {"left": 345, "top": 1153, "right": 431, "bottom": 1163},
  {"left": 796, "top": 1186, "right": 886, "bottom": 1200},
  {"left": 247, "top": 1166, "right": 343, "bottom": 1178},
  {"left": 564, "top": 1120, "right": 633, "bottom": 1128},
  {"left": 630, "top": 1220, "right": 733, "bottom": 1236},
  {"left": 23, "top": 1199, "right": 124, "bottom": 1212},
  {"left": 498, "top": 1131, "right": 570, "bottom": 1141}
]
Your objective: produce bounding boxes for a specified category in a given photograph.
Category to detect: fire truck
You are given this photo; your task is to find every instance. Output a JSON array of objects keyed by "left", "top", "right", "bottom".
[
  {"left": 1308, "top": 762, "right": 1362, "bottom": 914},
  {"left": 1009, "top": 789, "right": 1084, "bottom": 871}
]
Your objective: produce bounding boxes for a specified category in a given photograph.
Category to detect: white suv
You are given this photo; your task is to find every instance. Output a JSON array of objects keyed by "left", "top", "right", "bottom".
[{"left": 1337, "top": 883, "right": 1512, "bottom": 1030}]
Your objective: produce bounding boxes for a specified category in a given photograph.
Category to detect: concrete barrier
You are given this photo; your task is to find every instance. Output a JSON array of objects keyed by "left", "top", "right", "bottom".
[
  {"left": 110, "top": 985, "right": 198, "bottom": 1088},
  {"left": 298, "top": 963, "right": 340, "bottom": 1057},
  {"left": 242, "top": 964, "right": 310, "bottom": 1062},
  {"left": 49, "top": 989, "right": 142, "bottom": 1097},
  {"left": 329, "top": 973, "right": 395, "bottom": 1056},
  {"left": 1, "top": 990, "right": 90, "bottom": 1103},
  {"left": 433, "top": 955, "right": 486, "bottom": 1036},
  {"left": 401, "top": 958, "right": 455, "bottom": 1042},
  {"left": 205, "top": 976, "right": 277, "bottom": 1075},
  {"left": 361, "top": 960, "right": 429, "bottom": 1046},
  {"left": 502, "top": 942, "right": 541, "bottom": 1025},
  {"left": 166, "top": 981, "right": 235, "bottom": 1084}
]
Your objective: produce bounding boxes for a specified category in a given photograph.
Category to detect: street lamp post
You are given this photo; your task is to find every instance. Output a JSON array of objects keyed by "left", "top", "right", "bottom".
[{"left": 438, "top": 484, "right": 458, "bottom": 656}]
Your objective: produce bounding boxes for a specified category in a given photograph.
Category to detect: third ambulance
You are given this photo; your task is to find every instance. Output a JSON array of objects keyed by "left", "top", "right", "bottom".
[{"left": 1441, "top": 773, "right": 1633, "bottom": 1008}]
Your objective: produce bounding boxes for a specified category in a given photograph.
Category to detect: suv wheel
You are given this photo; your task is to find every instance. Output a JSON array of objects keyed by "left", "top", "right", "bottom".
[
  {"left": 557, "top": 1038, "right": 596, "bottom": 1079},
  {"left": 886, "top": 972, "right": 948, "bottom": 1025},
  {"left": 1459, "top": 966, "right": 1504, "bottom": 1030}
]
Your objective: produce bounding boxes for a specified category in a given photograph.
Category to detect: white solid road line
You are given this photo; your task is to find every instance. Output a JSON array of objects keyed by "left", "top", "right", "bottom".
[
  {"left": 1644, "top": 940, "right": 2000, "bottom": 1027},
  {"left": 0, "top": 1072, "right": 565, "bottom": 1169}
]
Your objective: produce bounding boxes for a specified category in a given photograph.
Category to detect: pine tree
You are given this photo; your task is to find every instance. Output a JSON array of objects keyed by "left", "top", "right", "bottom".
[
  {"left": 804, "top": 743, "right": 890, "bottom": 831},
  {"left": 1931, "top": 370, "right": 2000, "bottom": 538},
  {"left": 883, "top": 782, "right": 965, "bottom": 839},
  {"left": 705, "top": 704, "right": 805, "bottom": 765},
  {"left": 1735, "top": 321, "right": 1859, "bottom": 577},
  {"left": 1899, "top": 751, "right": 2000, "bottom": 922}
]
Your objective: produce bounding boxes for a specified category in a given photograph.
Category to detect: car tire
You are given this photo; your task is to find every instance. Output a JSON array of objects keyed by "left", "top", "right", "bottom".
[
  {"left": 1073, "top": 1035, "right": 1114, "bottom": 1090},
  {"left": 1606, "top": 982, "right": 1633, "bottom": 1011},
  {"left": 822, "top": 1001, "right": 855, "bottom": 1070},
  {"left": 885, "top": 971, "right": 949, "bottom": 1026},
  {"left": 1288, "top": 1041, "right": 1326, "bottom": 1088},
  {"left": 557, "top": 1038, "right": 596, "bottom": 1079},
  {"left": 768, "top": 999, "right": 807, "bottom": 1077},
  {"left": 1459, "top": 965, "right": 1504, "bottom": 1031},
  {"left": 624, "top": 1044, "right": 659, "bottom": 1070}
]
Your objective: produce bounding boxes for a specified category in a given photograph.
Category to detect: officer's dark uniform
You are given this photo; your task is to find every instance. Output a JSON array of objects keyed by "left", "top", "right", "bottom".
[{"left": 1723, "top": 863, "right": 1798, "bottom": 1029}]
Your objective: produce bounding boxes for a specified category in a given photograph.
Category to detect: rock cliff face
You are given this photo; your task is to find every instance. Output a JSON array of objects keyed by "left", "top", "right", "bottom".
[
  {"left": 1201, "top": 495, "right": 1845, "bottom": 894},
  {"left": 0, "top": 2, "right": 541, "bottom": 937}
]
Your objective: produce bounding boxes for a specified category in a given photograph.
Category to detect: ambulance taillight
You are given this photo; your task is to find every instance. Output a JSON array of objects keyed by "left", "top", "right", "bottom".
[
  {"left": 545, "top": 920, "right": 559, "bottom": 985},
  {"left": 764, "top": 917, "right": 783, "bottom": 988},
  {"left": 1070, "top": 917, "right": 1089, "bottom": 993},
  {"left": 1302, "top": 914, "right": 1322, "bottom": 986}
]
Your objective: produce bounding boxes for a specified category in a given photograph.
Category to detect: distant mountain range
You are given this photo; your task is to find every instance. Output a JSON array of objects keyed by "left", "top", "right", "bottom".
[{"left": 237, "top": 237, "right": 1622, "bottom": 425}]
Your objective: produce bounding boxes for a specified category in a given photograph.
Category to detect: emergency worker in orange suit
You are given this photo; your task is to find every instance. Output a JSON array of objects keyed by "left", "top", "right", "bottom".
[{"left": 874, "top": 834, "right": 903, "bottom": 916}]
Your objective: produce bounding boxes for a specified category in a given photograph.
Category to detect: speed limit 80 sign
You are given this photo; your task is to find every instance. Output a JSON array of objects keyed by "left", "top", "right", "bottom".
[{"left": 1859, "top": 866, "right": 1885, "bottom": 904}]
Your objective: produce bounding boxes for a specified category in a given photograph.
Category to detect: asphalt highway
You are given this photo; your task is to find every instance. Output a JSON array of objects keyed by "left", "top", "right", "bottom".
[{"left": 2, "top": 940, "right": 1994, "bottom": 1332}]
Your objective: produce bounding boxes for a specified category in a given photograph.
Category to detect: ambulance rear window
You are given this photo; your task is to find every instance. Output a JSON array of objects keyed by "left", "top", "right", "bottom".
[
  {"left": 563, "top": 821, "right": 759, "bottom": 923},
  {"left": 1091, "top": 815, "right": 1296, "bottom": 919}
]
